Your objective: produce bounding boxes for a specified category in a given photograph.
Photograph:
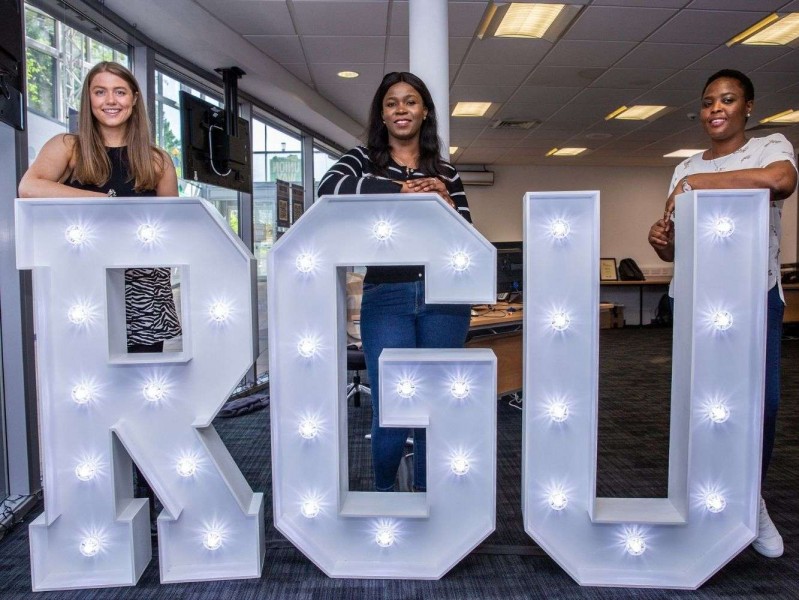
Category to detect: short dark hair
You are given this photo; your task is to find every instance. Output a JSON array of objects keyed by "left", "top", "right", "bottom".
[
  {"left": 366, "top": 71, "right": 443, "bottom": 177},
  {"left": 703, "top": 69, "right": 755, "bottom": 102}
]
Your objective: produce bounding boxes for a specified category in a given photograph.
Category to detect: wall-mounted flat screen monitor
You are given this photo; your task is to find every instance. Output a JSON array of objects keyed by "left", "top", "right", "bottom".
[
  {"left": 494, "top": 241, "right": 523, "bottom": 297},
  {"left": 180, "top": 91, "right": 252, "bottom": 194}
]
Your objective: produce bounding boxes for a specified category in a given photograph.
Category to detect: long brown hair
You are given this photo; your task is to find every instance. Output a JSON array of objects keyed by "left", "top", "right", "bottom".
[{"left": 71, "top": 61, "right": 165, "bottom": 192}]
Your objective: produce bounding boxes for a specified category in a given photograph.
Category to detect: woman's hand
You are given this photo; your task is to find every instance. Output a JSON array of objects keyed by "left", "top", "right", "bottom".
[
  {"left": 648, "top": 217, "right": 675, "bottom": 262},
  {"left": 401, "top": 177, "right": 456, "bottom": 208}
]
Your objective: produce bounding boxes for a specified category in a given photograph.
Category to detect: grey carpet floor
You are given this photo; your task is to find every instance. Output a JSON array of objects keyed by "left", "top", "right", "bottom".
[{"left": 1, "top": 327, "right": 797, "bottom": 599}]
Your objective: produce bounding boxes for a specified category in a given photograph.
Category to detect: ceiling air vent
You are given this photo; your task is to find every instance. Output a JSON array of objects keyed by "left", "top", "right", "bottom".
[{"left": 491, "top": 119, "right": 540, "bottom": 130}]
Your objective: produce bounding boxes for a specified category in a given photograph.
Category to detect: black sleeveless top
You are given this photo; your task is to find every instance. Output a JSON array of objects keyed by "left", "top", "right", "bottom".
[{"left": 66, "top": 147, "right": 181, "bottom": 346}]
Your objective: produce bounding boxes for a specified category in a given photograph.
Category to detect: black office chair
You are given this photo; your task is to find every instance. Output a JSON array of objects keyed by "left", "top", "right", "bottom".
[{"left": 346, "top": 347, "right": 370, "bottom": 407}]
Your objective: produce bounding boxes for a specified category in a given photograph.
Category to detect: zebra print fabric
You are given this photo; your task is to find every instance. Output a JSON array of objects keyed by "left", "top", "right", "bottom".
[{"left": 124, "top": 268, "right": 182, "bottom": 346}]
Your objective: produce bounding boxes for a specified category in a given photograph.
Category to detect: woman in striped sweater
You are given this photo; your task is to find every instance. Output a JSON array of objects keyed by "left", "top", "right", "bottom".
[{"left": 318, "top": 71, "right": 473, "bottom": 493}]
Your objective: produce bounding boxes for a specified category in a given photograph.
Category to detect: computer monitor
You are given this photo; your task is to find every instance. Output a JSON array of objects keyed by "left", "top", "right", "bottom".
[{"left": 494, "top": 241, "right": 523, "bottom": 298}]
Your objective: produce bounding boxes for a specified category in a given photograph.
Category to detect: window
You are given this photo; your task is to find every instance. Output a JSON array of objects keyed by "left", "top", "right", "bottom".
[{"left": 314, "top": 146, "right": 339, "bottom": 198}]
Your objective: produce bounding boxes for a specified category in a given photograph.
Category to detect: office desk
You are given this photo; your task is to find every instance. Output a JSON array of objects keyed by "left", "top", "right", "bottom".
[
  {"left": 785, "top": 283, "right": 799, "bottom": 324},
  {"left": 466, "top": 303, "right": 523, "bottom": 397},
  {"left": 600, "top": 277, "right": 671, "bottom": 326}
]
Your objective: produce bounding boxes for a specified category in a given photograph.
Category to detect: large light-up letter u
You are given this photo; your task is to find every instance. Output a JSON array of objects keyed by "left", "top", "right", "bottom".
[
  {"left": 268, "top": 193, "right": 497, "bottom": 578},
  {"left": 16, "top": 197, "right": 264, "bottom": 590},
  {"left": 522, "top": 190, "right": 769, "bottom": 588}
]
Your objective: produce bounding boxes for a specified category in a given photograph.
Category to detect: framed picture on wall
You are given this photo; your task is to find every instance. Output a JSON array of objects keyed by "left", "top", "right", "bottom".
[{"left": 600, "top": 258, "right": 618, "bottom": 281}]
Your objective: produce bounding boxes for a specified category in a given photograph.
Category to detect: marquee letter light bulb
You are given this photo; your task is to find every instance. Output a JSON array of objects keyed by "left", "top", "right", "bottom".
[
  {"left": 176, "top": 456, "right": 198, "bottom": 478},
  {"left": 209, "top": 301, "right": 231, "bottom": 323},
  {"left": 711, "top": 310, "right": 733, "bottom": 331},
  {"left": 295, "top": 253, "right": 315, "bottom": 273},
  {"left": 548, "top": 401, "right": 569, "bottom": 423},
  {"left": 550, "top": 219, "right": 570, "bottom": 240},
  {"left": 450, "top": 453, "right": 471, "bottom": 476},
  {"left": 142, "top": 381, "right": 165, "bottom": 402},
  {"left": 297, "top": 337, "right": 318, "bottom": 358},
  {"left": 548, "top": 490, "right": 568, "bottom": 511},
  {"left": 75, "top": 460, "right": 98, "bottom": 481},
  {"left": 79, "top": 535, "right": 102, "bottom": 557},
  {"left": 298, "top": 417, "right": 320, "bottom": 439},
  {"left": 450, "top": 251, "right": 471, "bottom": 272},
  {"left": 450, "top": 379, "right": 470, "bottom": 399},
  {"left": 203, "top": 529, "right": 223, "bottom": 551},
  {"left": 624, "top": 532, "right": 647, "bottom": 556},
  {"left": 706, "top": 401, "right": 730, "bottom": 424},
  {"left": 374, "top": 523, "right": 396, "bottom": 548},
  {"left": 704, "top": 492, "right": 726, "bottom": 513},
  {"left": 713, "top": 217, "right": 735, "bottom": 238},
  {"left": 372, "top": 220, "right": 393, "bottom": 241},
  {"left": 396, "top": 378, "right": 417, "bottom": 399},
  {"left": 550, "top": 311, "right": 571, "bottom": 331},
  {"left": 301, "top": 498, "right": 321, "bottom": 519},
  {"left": 71, "top": 383, "right": 93, "bottom": 405},
  {"left": 136, "top": 223, "right": 159, "bottom": 244},
  {"left": 67, "top": 303, "right": 91, "bottom": 325},
  {"left": 65, "top": 224, "right": 89, "bottom": 246}
]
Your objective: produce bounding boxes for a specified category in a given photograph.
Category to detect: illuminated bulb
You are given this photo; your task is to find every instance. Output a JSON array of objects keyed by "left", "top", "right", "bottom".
[
  {"left": 550, "top": 219, "right": 570, "bottom": 239},
  {"left": 202, "top": 529, "right": 223, "bottom": 551},
  {"left": 298, "top": 417, "right": 320, "bottom": 439},
  {"left": 450, "top": 251, "right": 471, "bottom": 272},
  {"left": 295, "top": 253, "right": 315, "bottom": 273},
  {"left": 704, "top": 492, "right": 726, "bottom": 513},
  {"left": 372, "top": 220, "right": 393, "bottom": 241},
  {"left": 548, "top": 402, "right": 569, "bottom": 423},
  {"left": 550, "top": 311, "right": 571, "bottom": 331},
  {"left": 142, "top": 381, "right": 165, "bottom": 402},
  {"left": 375, "top": 525, "right": 395, "bottom": 548},
  {"left": 301, "top": 498, "right": 321, "bottom": 519},
  {"left": 396, "top": 378, "right": 416, "bottom": 398},
  {"left": 297, "top": 337, "right": 318, "bottom": 358},
  {"left": 625, "top": 533, "right": 646, "bottom": 556},
  {"left": 707, "top": 402, "right": 730, "bottom": 424},
  {"left": 548, "top": 491, "right": 568, "bottom": 511},
  {"left": 75, "top": 460, "right": 98, "bottom": 481},
  {"left": 713, "top": 217, "right": 735, "bottom": 238},
  {"left": 711, "top": 310, "right": 733, "bottom": 331},
  {"left": 450, "top": 454, "right": 470, "bottom": 476},
  {"left": 450, "top": 380, "right": 470, "bottom": 399},
  {"left": 136, "top": 223, "right": 159, "bottom": 244},
  {"left": 67, "top": 303, "right": 91, "bottom": 325},
  {"left": 79, "top": 535, "right": 101, "bottom": 557},
  {"left": 71, "top": 383, "right": 93, "bottom": 405},
  {"left": 209, "top": 301, "right": 231, "bottom": 322},
  {"left": 65, "top": 224, "right": 89, "bottom": 246},
  {"left": 176, "top": 456, "right": 198, "bottom": 478}
]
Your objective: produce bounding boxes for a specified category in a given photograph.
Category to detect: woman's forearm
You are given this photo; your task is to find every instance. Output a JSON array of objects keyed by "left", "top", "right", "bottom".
[
  {"left": 18, "top": 176, "right": 105, "bottom": 198},
  {"left": 683, "top": 162, "right": 797, "bottom": 201}
]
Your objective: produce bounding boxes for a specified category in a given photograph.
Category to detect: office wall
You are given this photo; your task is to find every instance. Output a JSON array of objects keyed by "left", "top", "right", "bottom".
[{"left": 466, "top": 164, "right": 798, "bottom": 274}]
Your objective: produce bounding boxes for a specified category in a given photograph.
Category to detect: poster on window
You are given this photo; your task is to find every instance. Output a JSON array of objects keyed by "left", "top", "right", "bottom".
[
  {"left": 276, "top": 179, "right": 291, "bottom": 228},
  {"left": 290, "top": 183, "right": 305, "bottom": 224}
]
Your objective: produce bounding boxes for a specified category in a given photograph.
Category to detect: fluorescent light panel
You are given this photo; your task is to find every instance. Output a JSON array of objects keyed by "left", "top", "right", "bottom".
[
  {"left": 727, "top": 13, "right": 799, "bottom": 46},
  {"left": 452, "top": 102, "right": 492, "bottom": 117},
  {"left": 546, "top": 147, "right": 587, "bottom": 157},
  {"left": 337, "top": 71, "right": 359, "bottom": 79},
  {"left": 449, "top": 146, "right": 459, "bottom": 154},
  {"left": 760, "top": 109, "right": 799, "bottom": 124},
  {"left": 480, "top": 3, "right": 581, "bottom": 41},
  {"left": 664, "top": 149, "right": 705, "bottom": 158},
  {"left": 606, "top": 105, "right": 668, "bottom": 121}
]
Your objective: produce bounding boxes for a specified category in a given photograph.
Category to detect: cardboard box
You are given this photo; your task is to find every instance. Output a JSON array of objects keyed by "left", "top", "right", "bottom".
[{"left": 600, "top": 303, "right": 625, "bottom": 329}]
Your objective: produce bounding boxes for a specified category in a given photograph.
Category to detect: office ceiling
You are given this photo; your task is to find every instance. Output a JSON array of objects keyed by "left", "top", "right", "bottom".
[{"left": 121, "top": 0, "right": 799, "bottom": 167}]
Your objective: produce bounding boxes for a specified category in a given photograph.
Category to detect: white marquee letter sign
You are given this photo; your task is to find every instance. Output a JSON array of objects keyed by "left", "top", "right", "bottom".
[
  {"left": 267, "top": 194, "right": 497, "bottom": 578},
  {"left": 16, "top": 197, "right": 265, "bottom": 591},
  {"left": 522, "top": 190, "right": 769, "bottom": 588}
]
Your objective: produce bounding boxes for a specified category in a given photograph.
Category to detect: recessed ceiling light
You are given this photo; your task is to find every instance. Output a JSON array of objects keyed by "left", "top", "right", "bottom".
[
  {"left": 478, "top": 3, "right": 582, "bottom": 41},
  {"left": 449, "top": 146, "right": 459, "bottom": 154},
  {"left": 452, "top": 102, "right": 492, "bottom": 117},
  {"left": 606, "top": 105, "right": 669, "bottom": 121},
  {"left": 760, "top": 109, "right": 799, "bottom": 124},
  {"left": 728, "top": 13, "right": 799, "bottom": 46},
  {"left": 664, "top": 149, "right": 705, "bottom": 158},
  {"left": 337, "top": 71, "right": 359, "bottom": 79},
  {"left": 546, "top": 147, "right": 587, "bottom": 157}
]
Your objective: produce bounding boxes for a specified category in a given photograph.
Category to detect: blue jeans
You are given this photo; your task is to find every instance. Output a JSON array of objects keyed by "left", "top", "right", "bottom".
[
  {"left": 671, "top": 285, "right": 783, "bottom": 481},
  {"left": 360, "top": 281, "right": 471, "bottom": 492}
]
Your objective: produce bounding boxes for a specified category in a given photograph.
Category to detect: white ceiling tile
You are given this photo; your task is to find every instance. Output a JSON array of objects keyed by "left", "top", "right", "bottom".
[
  {"left": 494, "top": 102, "right": 562, "bottom": 122},
  {"left": 454, "top": 64, "right": 532, "bottom": 87},
  {"left": 590, "top": 68, "right": 678, "bottom": 89},
  {"left": 292, "top": 1, "right": 389, "bottom": 36},
  {"left": 308, "top": 63, "right": 387, "bottom": 88},
  {"left": 593, "top": 0, "right": 689, "bottom": 6},
  {"left": 302, "top": 36, "right": 386, "bottom": 64},
  {"left": 655, "top": 69, "right": 708, "bottom": 92},
  {"left": 689, "top": 45, "right": 792, "bottom": 73},
  {"left": 616, "top": 42, "right": 716, "bottom": 70},
  {"left": 465, "top": 38, "right": 551, "bottom": 65},
  {"left": 195, "top": 0, "right": 295, "bottom": 35},
  {"left": 541, "top": 40, "right": 637, "bottom": 68},
  {"left": 244, "top": 35, "right": 305, "bottom": 63},
  {"left": 565, "top": 6, "right": 679, "bottom": 42},
  {"left": 686, "top": 0, "right": 786, "bottom": 10},
  {"left": 457, "top": 147, "right": 508, "bottom": 164},
  {"left": 447, "top": 2, "right": 491, "bottom": 37},
  {"left": 757, "top": 50, "right": 799, "bottom": 74},
  {"left": 475, "top": 128, "right": 530, "bottom": 142},
  {"left": 316, "top": 83, "right": 374, "bottom": 122},
  {"left": 647, "top": 10, "right": 771, "bottom": 44},
  {"left": 451, "top": 85, "right": 518, "bottom": 103},
  {"left": 527, "top": 66, "right": 605, "bottom": 87},
  {"left": 280, "top": 63, "right": 313, "bottom": 86},
  {"left": 386, "top": 37, "right": 472, "bottom": 65},
  {"left": 510, "top": 86, "right": 583, "bottom": 105}
]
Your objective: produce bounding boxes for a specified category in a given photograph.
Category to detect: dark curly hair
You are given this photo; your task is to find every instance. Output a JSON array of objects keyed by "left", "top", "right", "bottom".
[
  {"left": 703, "top": 69, "right": 755, "bottom": 102},
  {"left": 366, "top": 71, "right": 444, "bottom": 177}
]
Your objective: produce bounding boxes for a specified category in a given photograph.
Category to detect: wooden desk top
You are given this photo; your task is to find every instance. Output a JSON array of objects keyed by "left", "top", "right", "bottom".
[
  {"left": 600, "top": 277, "right": 671, "bottom": 286},
  {"left": 470, "top": 302, "right": 523, "bottom": 329}
]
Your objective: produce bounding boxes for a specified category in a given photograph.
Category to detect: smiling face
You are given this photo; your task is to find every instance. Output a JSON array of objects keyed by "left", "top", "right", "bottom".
[
  {"left": 700, "top": 77, "right": 753, "bottom": 144},
  {"left": 88, "top": 71, "right": 137, "bottom": 138},
  {"left": 381, "top": 81, "right": 428, "bottom": 144}
]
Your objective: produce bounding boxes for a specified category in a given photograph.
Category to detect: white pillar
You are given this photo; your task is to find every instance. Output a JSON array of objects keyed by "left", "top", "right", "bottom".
[{"left": 409, "top": 0, "right": 449, "bottom": 159}]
